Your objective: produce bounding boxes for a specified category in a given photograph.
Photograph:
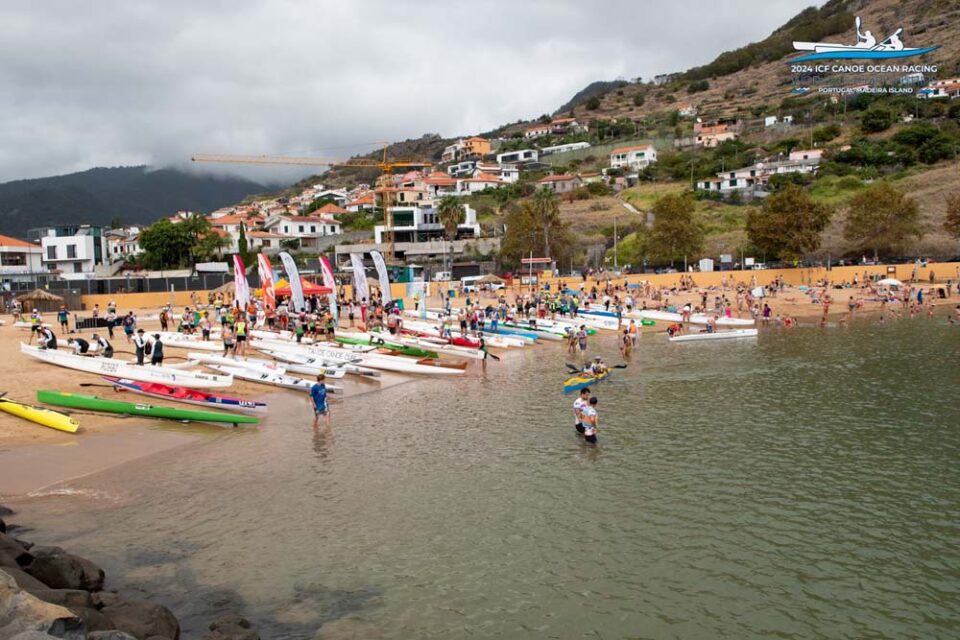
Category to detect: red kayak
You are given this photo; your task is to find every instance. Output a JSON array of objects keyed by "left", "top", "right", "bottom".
[
  {"left": 104, "top": 377, "right": 267, "bottom": 412},
  {"left": 401, "top": 328, "right": 480, "bottom": 349}
]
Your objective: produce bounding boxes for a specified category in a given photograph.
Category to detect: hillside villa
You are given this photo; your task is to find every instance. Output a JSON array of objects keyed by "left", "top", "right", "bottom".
[{"left": 609, "top": 144, "right": 658, "bottom": 170}]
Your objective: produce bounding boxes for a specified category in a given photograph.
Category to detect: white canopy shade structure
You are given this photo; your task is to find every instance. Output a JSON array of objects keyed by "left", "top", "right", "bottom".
[{"left": 877, "top": 278, "right": 903, "bottom": 287}]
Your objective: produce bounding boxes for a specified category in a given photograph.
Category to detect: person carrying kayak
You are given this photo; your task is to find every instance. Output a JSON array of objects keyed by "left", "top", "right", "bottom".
[
  {"left": 91, "top": 333, "right": 113, "bottom": 358},
  {"left": 67, "top": 337, "right": 90, "bottom": 355}
]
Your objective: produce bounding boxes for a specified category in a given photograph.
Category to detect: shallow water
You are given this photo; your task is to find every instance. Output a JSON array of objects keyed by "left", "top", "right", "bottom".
[{"left": 10, "top": 319, "right": 960, "bottom": 639}]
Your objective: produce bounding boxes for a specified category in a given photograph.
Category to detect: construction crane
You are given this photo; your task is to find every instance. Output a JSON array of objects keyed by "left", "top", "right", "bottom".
[{"left": 192, "top": 144, "right": 431, "bottom": 261}]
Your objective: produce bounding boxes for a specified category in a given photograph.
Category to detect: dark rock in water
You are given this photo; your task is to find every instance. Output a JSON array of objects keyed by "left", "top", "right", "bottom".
[
  {"left": 0, "top": 517, "right": 6, "bottom": 533},
  {"left": 0, "top": 505, "right": 13, "bottom": 517},
  {"left": 0, "top": 569, "right": 86, "bottom": 639},
  {"left": 101, "top": 601, "right": 180, "bottom": 640},
  {"left": 30, "top": 588, "right": 96, "bottom": 609},
  {"left": 1, "top": 566, "right": 50, "bottom": 592},
  {"left": 92, "top": 591, "right": 124, "bottom": 609},
  {"left": 0, "top": 531, "right": 34, "bottom": 567},
  {"left": 15, "top": 537, "right": 35, "bottom": 550},
  {"left": 202, "top": 613, "right": 260, "bottom": 640},
  {"left": 87, "top": 632, "right": 138, "bottom": 640},
  {"left": 26, "top": 546, "right": 105, "bottom": 591}
]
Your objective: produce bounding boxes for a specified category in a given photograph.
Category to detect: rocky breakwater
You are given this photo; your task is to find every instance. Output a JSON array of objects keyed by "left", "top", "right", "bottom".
[{"left": 0, "top": 505, "right": 260, "bottom": 640}]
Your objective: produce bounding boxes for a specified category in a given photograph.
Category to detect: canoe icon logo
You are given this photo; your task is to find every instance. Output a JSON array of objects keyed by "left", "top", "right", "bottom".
[{"left": 791, "top": 16, "right": 938, "bottom": 62}]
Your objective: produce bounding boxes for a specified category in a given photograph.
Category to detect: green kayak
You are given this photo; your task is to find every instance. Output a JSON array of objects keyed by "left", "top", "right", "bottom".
[
  {"left": 37, "top": 391, "right": 259, "bottom": 425},
  {"left": 334, "top": 336, "right": 438, "bottom": 359}
]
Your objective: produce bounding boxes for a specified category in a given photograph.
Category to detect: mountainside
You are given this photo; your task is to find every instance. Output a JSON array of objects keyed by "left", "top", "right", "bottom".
[
  {"left": 554, "top": 81, "right": 624, "bottom": 115},
  {"left": 0, "top": 166, "right": 272, "bottom": 236},
  {"left": 560, "top": 0, "right": 960, "bottom": 122}
]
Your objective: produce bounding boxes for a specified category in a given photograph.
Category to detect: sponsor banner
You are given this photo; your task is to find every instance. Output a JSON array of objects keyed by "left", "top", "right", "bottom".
[
  {"left": 233, "top": 255, "right": 250, "bottom": 307},
  {"left": 350, "top": 253, "right": 369, "bottom": 303},
  {"left": 278, "top": 252, "right": 306, "bottom": 312},
  {"left": 257, "top": 254, "right": 275, "bottom": 311},
  {"left": 370, "top": 250, "right": 392, "bottom": 304}
]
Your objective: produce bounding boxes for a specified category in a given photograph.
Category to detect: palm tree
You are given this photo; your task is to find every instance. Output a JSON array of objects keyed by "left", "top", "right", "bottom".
[{"left": 437, "top": 197, "right": 466, "bottom": 241}]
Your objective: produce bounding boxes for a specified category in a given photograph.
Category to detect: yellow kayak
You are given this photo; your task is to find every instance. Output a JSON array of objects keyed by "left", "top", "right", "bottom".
[{"left": 0, "top": 397, "right": 79, "bottom": 433}]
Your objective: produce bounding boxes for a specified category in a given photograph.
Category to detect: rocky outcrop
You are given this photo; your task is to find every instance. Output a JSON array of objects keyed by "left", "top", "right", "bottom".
[
  {"left": 26, "top": 546, "right": 105, "bottom": 592},
  {"left": 202, "top": 614, "right": 260, "bottom": 640},
  {"left": 0, "top": 569, "right": 85, "bottom": 639},
  {"left": 1, "top": 503, "right": 251, "bottom": 640},
  {"left": 99, "top": 601, "right": 180, "bottom": 640}
]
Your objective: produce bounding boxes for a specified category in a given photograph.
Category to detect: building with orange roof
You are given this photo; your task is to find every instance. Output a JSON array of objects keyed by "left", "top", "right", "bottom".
[
  {"left": 441, "top": 137, "right": 492, "bottom": 163},
  {"left": 315, "top": 202, "right": 347, "bottom": 216},
  {"left": 537, "top": 174, "right": 582, "bottom": 194},
  {"left": 610, "top": 144, "right": 658, "bottom": 170},
  {"left": 346, "top": 193, "right": 375, "bottom": 212},
  {"left": 0, "top": 233, "right": 42, "bottom": 280}
]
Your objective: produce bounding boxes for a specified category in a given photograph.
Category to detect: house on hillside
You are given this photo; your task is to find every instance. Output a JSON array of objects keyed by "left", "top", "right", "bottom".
[
  {"left": 246, "top": 231, "right": 285, "bottom": 254},
  {"left": 524, "top": 124, "right": 552, "bottom": 139},
  {"left": 917, "top": 77, "right": 960, "bottom": 99},
  {"left": 345, "top": 192, "right": 375, "bottom": 213},
  {"left": 473, "top": 162, "right": 519, "bottom": 183},
  {"left": 697, "top": 156, "right": 820, "bottom": 196},
  {"left": 457, "top": 173, "right": 504, "bottom": 195},
  {"left": 537, "top": 175, "right": 581, "bottom": 194},
  {"left": 0, "top": 234, "right": 42, "bottom": 284},
  {"left": 540, "top": 142, "right": 591, "bottom": 156},
  {"left": 262, "top": 214, "right": 342, "bottom": 251},
  {"left": 789, "top": 149, "right": 822, "bottom": 162},
  {"left": 441, "top": 137, "right": 492, "bottom": 162},
  {"left": 548, "top": 118, "right": 587, "bottom": 135},
  {"left": 447, "top": 160, "right": 477, "bottom": 177},
  {"left": 676, "top": 103, "right": 698, "bottom": 118},
  {"left": 423, "top": 172, "right": 458, "bottom": 198},
  {"left": 373, "top": 204, "right": 480, "bottom": 244},
  {"left": 496, "top": 149, "right": 538, "bottom": 165},
  {"left": 609, "top": 144, "right": 657, "bottom": 170}
]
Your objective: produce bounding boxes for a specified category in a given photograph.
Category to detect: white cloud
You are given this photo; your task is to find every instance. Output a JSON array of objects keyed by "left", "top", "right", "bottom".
[{"left": 0, "top": 0, "right": 821, "bottom": 182}]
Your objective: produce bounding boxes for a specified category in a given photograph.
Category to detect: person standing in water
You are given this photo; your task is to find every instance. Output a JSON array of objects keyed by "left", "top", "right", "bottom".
[
  {"left": 581, "top": 397, "right": 599, "bottom": 444},
  {"left": 310, "top": 373, "right": 331, "bottom": 429},
  {"left": 573, "top": 388, "right": 591, "bottom": 436}
]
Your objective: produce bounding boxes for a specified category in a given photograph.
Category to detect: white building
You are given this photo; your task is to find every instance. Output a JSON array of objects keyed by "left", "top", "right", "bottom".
[
  {"left": 789, "top": 149, "right": 823, "bottom": 162},
  {"left": 106, "top": 226, "right": 143, "bottom": 263},
  {"left": 496, "top": 149, "right": 539, "bottom": 165},
  {"left": 697, "top": 157, "right": 820, "bottom": 195},
  {"left": 36, "top": 225, "right": 109, "bottom": 275},
  {"left": 456, "top": 173, "right": 504, "bottom": 195},
  {"left": 609, "top": 144, "right": 658, "bottom": 170},
  {"left": 472, "top": 162, "right": 519, "bottom": 183},
  {"left": 541, "top": 142, "right": 591, "bottom": 156},
  {"left": 0, "top": 234, "right": 42, "bottom": 284},
  {"left": 262, "top": 214, "right": 342, "bottom": 251},
  {"left": 373, "top": 204, "right": 480, "bottom": 244},
  {"left": 446, "top": 160, "right": 477, "bottom": 177}
]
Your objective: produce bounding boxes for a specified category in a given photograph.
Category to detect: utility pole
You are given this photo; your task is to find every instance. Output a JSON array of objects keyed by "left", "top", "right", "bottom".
[{"left": 613, "top": 216, "right": 618, "bottom": 270}]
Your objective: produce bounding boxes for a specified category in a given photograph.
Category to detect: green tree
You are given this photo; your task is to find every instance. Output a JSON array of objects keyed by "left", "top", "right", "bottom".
[
  {"left": 109, "top": 216, "right": 122, "bottom": 229},
  {"left": 138, "top": 219, "right": 194, "bottom": 269},
  {"left": 500, "top": 189, "right": 574, "bottom": 266},
  {"left": 437, "top": 196, "right": 466, "bottom": 240},
  {"left": 237, "top": 221, "right": 249, "bottom": 257},
  {"left": 944, "top": 194, "right": 960, "bottom": 242},
  {"left": 861, "top": 106, "right": 894, "bottom": 133},
  {"left": 648, "top": 193, "right": 703, "bottom": 264},
  {"left": 746, "top": 184, "right": 832, "bottom": 261},
  {"left": 632, "top": 94, "right": 645, "bottom": 107},
  {"left": 844, "top": 182, "right": 923, "bottom": 260}
]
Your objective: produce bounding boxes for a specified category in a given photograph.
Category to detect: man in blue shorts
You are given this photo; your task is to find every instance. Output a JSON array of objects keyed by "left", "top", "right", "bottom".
[{"left": 310, "top": 374, "right": 331, "bottom": 428}]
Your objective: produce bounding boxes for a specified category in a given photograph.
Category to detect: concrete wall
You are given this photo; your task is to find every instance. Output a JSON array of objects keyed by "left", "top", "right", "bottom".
[{"left": 76, "top": 262, "right": 960, "bottom": 312}]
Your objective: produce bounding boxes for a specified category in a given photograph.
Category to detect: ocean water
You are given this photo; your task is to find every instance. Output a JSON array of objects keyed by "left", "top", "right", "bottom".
[{"left": 11, "top": 319, "right": 960, "bottom": 639}]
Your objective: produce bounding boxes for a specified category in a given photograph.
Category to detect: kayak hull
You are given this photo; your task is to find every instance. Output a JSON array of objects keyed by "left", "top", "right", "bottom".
[
  {"left": 562, "top": 369, "right": 610, "bottom": 395},
  {"left": 0, "top": 398, "right": 79, "bottom": 433},
  {"left": 36, "top": 390, "right": 259, "bottom": 424},
  {"left": 104, "top": 377, "right": 266, "bottom": 412},
  {"left": 668, "top": 329, "right": 759, "bottom": 343}
]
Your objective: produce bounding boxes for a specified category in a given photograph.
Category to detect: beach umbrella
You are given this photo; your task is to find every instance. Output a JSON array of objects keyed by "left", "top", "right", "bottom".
[
  {"left": 476, "top": 273, "right": 505, "bottom": 285},
  {"left": 212, "top": 281, "right": 236, "bottom": 295},
  {"left": 877, "top": 278, "right": 902, "bottom": 287},
  {"left": 275, "top": 278, "right": 331, "bottom": 296}
]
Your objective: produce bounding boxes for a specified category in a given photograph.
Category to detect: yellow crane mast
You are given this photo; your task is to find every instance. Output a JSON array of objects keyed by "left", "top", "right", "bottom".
[{"left": 192, "top": 144, "right": 430, "bottom": 261}]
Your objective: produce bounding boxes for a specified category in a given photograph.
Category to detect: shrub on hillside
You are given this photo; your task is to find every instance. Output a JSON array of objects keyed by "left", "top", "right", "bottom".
[
  {"left": 586, "top": 96, "right": 601, "bottom": 110},
  {"left": 633, "top": 94, "right": 645, "bottom": 107},
  {"left": 687, "top": 80, "right": 710, "bottom": 94},
  {"left": 861, "top": 107, "right": 894, "bottom": 133},
  {"left": 812, "top": 124, "right": 841, "bottom": 143}
]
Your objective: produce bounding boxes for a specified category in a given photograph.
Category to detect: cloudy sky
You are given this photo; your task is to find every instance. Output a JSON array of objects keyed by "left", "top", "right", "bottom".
[{"left": 0, "top": 0, "right": 821, "bottom": 184}]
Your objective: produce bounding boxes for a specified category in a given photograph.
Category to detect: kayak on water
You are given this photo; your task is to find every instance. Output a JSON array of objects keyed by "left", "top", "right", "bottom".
[
  {"left": 104, "top": 377, "right": 267, "bottom": 412},
  {"left": 562, "top": 369, "right": 611, "bottom": 395},
  {"left": 0, "top": 396, "right": 79, "bottom": 433},
  {"left": 36, "top": 390, "right": 259, "bottom": 425},
  {"left": 668, "top": 328, "right": 759, "bottom": 343}
]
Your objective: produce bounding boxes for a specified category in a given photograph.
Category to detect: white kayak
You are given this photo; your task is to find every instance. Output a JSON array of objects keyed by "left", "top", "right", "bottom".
[
  {"left": 668, "top": 329, "right": 759, "bottom": 343},
  {"left": 21, "top": 343, "right": 234, "bottom": 389},
  {"left": 258, "top": 349, "right": 380, "bottom": 379},
  {"left": 401, "top": 319, "right": 527, "bottom": 349},
  {"left": 15, "top": 321, "right": 52, "bottom": 329},
  {"left": 254, "top": 340, "right": 467, "bottom": 376},
  {"left": 151, "top": 332, "right": 223, "bottom": 351},
  {"left": 240, "top": 356, "right": 347, "bottom": 379},
  {"left": 186, "top": 352, "right": 287, "bottom": 377},
  {"left": 206, "top": 364, "right": 341, "bottom": 393},
  {"left": 636, "top": 310, "right": 755, "bottom": 327}
]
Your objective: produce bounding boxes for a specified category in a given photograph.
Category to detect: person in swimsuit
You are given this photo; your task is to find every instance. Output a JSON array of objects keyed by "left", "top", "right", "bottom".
[
  {"left": 310, "top": 374, "right": 331, "bottom": 429},
  {"left": 582, "top": 397, "right": 599, "bottom": 444}
]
